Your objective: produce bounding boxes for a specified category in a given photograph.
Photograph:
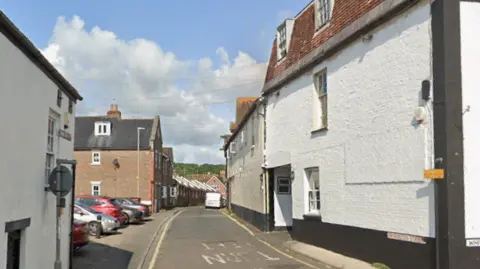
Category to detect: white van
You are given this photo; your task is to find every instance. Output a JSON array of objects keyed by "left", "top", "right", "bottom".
[{"left": 205, "top": 192, "right": 222, "bottom": 209}]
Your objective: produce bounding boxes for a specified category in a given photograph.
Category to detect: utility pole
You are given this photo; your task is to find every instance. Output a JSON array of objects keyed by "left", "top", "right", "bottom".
[
  {"left": 137, "top": 127, "right": 145, "bottom": 198},
  {"left": 431, "top": 0, "right": 473, "bottom": 268}
]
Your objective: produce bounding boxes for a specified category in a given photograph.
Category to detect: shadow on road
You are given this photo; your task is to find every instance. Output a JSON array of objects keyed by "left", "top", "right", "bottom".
[{"left": 73, "top": 242, "right": 133, "bottom": 269}]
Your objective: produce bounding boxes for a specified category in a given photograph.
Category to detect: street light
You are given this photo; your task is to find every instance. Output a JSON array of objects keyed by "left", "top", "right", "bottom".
[{"left": 137, "top": 127, "right": 145, "bottom": 198}]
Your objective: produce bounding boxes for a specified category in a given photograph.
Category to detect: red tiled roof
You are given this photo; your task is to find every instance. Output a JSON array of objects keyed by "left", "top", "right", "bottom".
[{"left": 264, "top": 0, "right": 384, "bottom": 84}]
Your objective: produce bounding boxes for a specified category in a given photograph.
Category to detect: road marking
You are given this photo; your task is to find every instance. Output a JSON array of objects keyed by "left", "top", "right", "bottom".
[
  {"left": 221, "top": 211, "right": 255, "bottom": 236},
  {"left": 256, "top": 251, "right": 280, "bottom": 261},
  {"left": 146, "top": 210, "right": 183, "bottom": 269},
  {"left": 220, "top": 211, "right": 321, "bottom": 269},
  {"left": 202, "top": 254, "right": 227, "bottom": 264}
]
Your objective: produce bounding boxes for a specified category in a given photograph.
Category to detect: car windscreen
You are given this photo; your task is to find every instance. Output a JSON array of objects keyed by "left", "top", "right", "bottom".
[
  {"left": 109, "top": 199, "right": 121, "bottom": 206},
  {"left": 76, "top": 203, "right": 100, "bottom": 214}
]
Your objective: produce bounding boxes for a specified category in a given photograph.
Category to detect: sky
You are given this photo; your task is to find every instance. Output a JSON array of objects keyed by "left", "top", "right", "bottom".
[{"left": 1, "top": 0, "right": 311, "bottom": 164}]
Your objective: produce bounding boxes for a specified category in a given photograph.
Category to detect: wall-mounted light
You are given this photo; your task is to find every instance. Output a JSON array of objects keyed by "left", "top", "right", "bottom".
[{"left": 414, "top": 106, "right": 427, "bottom": 124}]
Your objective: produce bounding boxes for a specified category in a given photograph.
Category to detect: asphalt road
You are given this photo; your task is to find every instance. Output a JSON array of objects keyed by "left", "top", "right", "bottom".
[{"left": 153, "top": 207, "right": 312, "bottom": 269}]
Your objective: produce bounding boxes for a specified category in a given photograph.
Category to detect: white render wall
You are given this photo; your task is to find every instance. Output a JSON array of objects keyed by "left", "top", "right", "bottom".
[
  {"left": 461, "top": 1, "right": 480, "bottom": 240},
  {"left": 265, "top": 1, "right": 435, "bottom": 237},
  {"left": 227, "top": 105, "right": 266, "bottom": 214},
  {"left": 0, "top": 33, "right": 76, "bottom": 268}
]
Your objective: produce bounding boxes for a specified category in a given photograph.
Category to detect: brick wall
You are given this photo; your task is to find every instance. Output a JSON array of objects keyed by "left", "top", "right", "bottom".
[{"left": 74, "top": 150, "right": 154, "bottom": 202}]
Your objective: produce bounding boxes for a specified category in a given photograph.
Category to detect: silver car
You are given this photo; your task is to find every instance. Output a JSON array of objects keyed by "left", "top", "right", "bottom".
[{"left": 74, "top": 203, "right": 120, "bottom": 234}]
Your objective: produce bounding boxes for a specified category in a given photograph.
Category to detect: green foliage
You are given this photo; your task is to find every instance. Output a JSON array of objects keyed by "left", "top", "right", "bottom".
[
  {"left": 174, "top": 163, "right": 225, "bottom": 178},
  {"left": 372, "top": 263, "right": 391, "bottom": 269}
]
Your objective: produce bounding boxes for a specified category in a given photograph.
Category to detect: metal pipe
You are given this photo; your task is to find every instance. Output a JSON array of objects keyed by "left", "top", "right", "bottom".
[
  {"left": 54, "top": 163, "right": 62, "bottom": 269},
  {"left": 68, "top": 162, "right": 76, "bottom": 269}
]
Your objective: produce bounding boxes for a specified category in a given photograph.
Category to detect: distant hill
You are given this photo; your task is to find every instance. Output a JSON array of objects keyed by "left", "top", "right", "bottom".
[{"left": 174, "top": 163, "right": 225, "bottom": 178}]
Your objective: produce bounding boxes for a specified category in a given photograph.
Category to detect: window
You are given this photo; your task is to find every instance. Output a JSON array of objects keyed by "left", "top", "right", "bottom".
[
  {"left": 306, "top": 167, "right": 320, "bottom": 214},
  {"left": 68, "top": 99, "right": 73, "bottom": 114},
  {"left": 155, "top": 150, "right": 158, "bottom": 169},
  {"left": 162, "top": 186, "right": 168, "bottom": 198},
  {"left": 94, "top": 122, "right": 111, "bottom": 136},
  {"left": 91, "top": 152, "right": 101, "bottom": 165},
  {"left": 6, "top": 230, "right": 21, "bottom": 269},
  {"left": 316, "top": 0, "right": 331, "bottom": 29},
  {"left": 277, "top": 23, "right": 287, "bottom": 59},
  {"left": 57, "top": 89, "right": 62, "bottom": 107},
  {"left": 91, "top": 183, "right": 101, "bottom": 196},
  {"left": 277, "top": 177, "right": 291, "bottom": 194},
  {"left": 213, "top": 185, "right": 219, "bottom": 191},
  {"left": 314, "top": 70, "right": 328, "bottom": 129},
  {"left": 170, "top": 186, "right": 177, "bottom": 197},
  {"left": 45, "top": 117, "right": 56, "bottom": 182}
]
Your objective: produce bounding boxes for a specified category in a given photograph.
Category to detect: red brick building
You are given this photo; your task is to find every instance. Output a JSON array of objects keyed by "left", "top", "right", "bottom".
[{"left": 74, "top": 104, "right": 167, "bottom": 212}]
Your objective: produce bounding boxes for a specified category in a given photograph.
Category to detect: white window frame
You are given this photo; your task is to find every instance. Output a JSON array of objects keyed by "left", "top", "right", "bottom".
[
  {"left": 277, "top": 177, "right": 291, "bottom": 195},
  {"left": 213, "top": 185, "right": 219, "bottom": 191},
  {"left": 91, "top": 181, "right": 101, "bottom": 196},
  {"left": 45, "top": 115, "right": 56, "bottom": 183},
  {"left": 94, "top": 122, "right": 111, "bottom": 136},
  {"left": 306, "top": 167, "right": 320, "bottom": 215},
  {"left": 170, "top": 186, "right": 177, "bottom": 197},
  {"left": 315, "top": 0, "right": 332, "bottom": 30},
  {"left": 91, "top": 151, "right": 101, "bottom": 165},
  {"left": 277, "top": 22, "right": 287, "bottom": 60},
  {"left": 314, "top": 70, "right": 328, "bottom": 130}
]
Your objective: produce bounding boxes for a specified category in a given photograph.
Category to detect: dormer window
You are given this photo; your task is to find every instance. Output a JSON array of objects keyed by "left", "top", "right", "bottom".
[
  {"left": 94, "top": 122, "right": 111, "bottom": 136},
  {"left": 315, "top": 0, "right": 332, "bottom": 30},
  {"left": 277, "top": 23, "right": 287, "bottom": 60}
]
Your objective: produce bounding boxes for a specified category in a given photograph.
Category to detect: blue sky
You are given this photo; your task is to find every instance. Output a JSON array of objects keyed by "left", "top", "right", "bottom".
[{"left": 0, "top": 0, "right": 311, "bottom": 163}]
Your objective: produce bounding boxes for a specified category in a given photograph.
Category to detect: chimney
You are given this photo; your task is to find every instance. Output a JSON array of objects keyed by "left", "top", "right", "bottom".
[
  {"left": 107, "top": 103, "right": 122, "bottom": 119},
  {"left": 235, "top": 97, "right": 257, "bottom": 124}
]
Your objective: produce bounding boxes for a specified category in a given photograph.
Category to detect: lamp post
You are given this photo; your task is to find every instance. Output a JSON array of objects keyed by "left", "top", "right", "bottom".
[{"left": 137, "top": 127, "right": 145, "bottom": 198}]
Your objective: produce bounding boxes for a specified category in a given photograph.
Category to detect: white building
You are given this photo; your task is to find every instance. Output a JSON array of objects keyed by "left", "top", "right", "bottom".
[
  {"left": 260, "top": 0, "right": 479, "bottom": 268},
  {"left": 224, "top": 99, "right": 270, "bottom": 231},
  {"left": 0, "top": 11, "right": 83, "bottom": 269}
]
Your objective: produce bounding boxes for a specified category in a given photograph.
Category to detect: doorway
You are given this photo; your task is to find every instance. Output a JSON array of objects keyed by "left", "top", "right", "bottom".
[
  {"left": 6, "top": 229, "right": 22, "bottom": 269},
  {"left": 273, "top": 165, "right": 293, "bottom": 228}
]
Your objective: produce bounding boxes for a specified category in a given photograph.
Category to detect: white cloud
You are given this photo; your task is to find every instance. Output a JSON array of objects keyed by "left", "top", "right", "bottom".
[{"left": 42, "top": 15, "right": 267, "bottom": 164}]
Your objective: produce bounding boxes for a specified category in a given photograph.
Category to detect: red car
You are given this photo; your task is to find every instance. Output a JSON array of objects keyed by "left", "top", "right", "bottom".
[
  {"left": 75, "top": 195, "right": 128, "bottom": 225},
  {"left": 72, "top": 220, "right": 89, "bottom": 250}
]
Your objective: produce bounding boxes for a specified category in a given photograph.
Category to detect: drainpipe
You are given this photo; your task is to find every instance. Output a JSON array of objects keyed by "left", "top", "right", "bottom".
[{"left": 68, "top": 162, "right": 76, "bottom": 269}]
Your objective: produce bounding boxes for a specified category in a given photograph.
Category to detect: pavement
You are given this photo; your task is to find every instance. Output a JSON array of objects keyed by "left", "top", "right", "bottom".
[
  {"left": 72, "top": 209, "right": 178, "bottom": 269},
  {"left": 151, "top": 207, "right": 330, "bottom": 269}
]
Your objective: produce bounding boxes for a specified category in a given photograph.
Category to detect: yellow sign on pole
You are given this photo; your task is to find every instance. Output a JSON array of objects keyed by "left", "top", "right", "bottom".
[
  {"left": 60, "top": 208, "right": 64, "bottom": 216},
  {"left": 424, "top": 169, "right": 444, "bottom": 179}
]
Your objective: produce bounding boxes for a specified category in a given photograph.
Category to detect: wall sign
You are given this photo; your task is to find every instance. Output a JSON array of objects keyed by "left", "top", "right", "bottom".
[
  {"left": 58, "top": 129, "right": 72, "bottom": 141},
  {"left": 466, "top": 239, "right": 480, "bottom": 247},
  {"left": 387, "top": 232, "right": 426, "bottom": 244}
]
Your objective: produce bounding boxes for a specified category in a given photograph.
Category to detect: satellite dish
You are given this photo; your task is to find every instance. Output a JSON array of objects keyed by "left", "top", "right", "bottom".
[{"left": 48, "top": 165, "right": 73, "bottom": 197}]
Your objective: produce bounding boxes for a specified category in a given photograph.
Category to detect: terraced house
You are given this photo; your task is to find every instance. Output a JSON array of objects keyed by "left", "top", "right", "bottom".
[
  {"left": 74, "top": 104, "right": 165, "bottom": 212},
  {"left": 224, "top": 0, "right": 480, "bottom": 268}
]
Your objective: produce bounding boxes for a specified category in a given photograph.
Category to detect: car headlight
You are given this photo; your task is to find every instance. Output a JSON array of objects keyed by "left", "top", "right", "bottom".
[{"left": 105, "top": 219, "right": 116, "bottom": 223}]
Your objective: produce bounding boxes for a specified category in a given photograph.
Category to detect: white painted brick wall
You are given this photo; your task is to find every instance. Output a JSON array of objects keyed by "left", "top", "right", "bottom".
[
  {"left": 227, "top": 105, "right": 266, "bottom": 213},
  {"left": 460, "top": 1, "right": 480, "bottom": 239},
  {"left": 266, "top": 1, "right": 435, "bottom": 237}
]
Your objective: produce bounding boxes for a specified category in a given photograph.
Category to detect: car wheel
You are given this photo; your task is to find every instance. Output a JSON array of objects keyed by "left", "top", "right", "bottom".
[{"left": 122, "top": 213, "right": 130, "bottom": 224}]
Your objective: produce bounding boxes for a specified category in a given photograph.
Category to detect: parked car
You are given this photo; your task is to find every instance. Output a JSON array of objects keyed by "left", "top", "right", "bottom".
[
  {"left": 114, "top": 197, "right": 151, "bottom": 217},
  {"left": 75, "top": 195, "right": 128, "bottom": 225},
  {"left": 109, "top": 199, "right": 143, "bottom": 224},
  {"left": 72, "top": 220, "right": 89, "bottom": 250},
  {"left": 74, "top": 203, "right": 120, "bottom": 235}
]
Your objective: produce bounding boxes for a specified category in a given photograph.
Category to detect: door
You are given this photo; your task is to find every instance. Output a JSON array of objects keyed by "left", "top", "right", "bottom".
[{"left": 273, "top": 165, "right": 293, "bottom": 227}]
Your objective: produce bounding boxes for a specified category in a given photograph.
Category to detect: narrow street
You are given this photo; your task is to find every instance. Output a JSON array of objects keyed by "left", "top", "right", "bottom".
[
  {"left": 152, "top": 207, "right": 316, "bottom": 269},
  {"left": 73, "top": 207, "right": 325, "bottom": 269}
]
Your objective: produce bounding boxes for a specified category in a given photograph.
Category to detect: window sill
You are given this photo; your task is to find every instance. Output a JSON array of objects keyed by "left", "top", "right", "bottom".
[
  {"left": 311, "top": 127, "right": 328, "bottom": 134},
  {"left": 90, "top": 163, "right": 101, "bottom": 166},
  {"left": 303, "top": 213, "right": 322, "bottom": 221}
]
